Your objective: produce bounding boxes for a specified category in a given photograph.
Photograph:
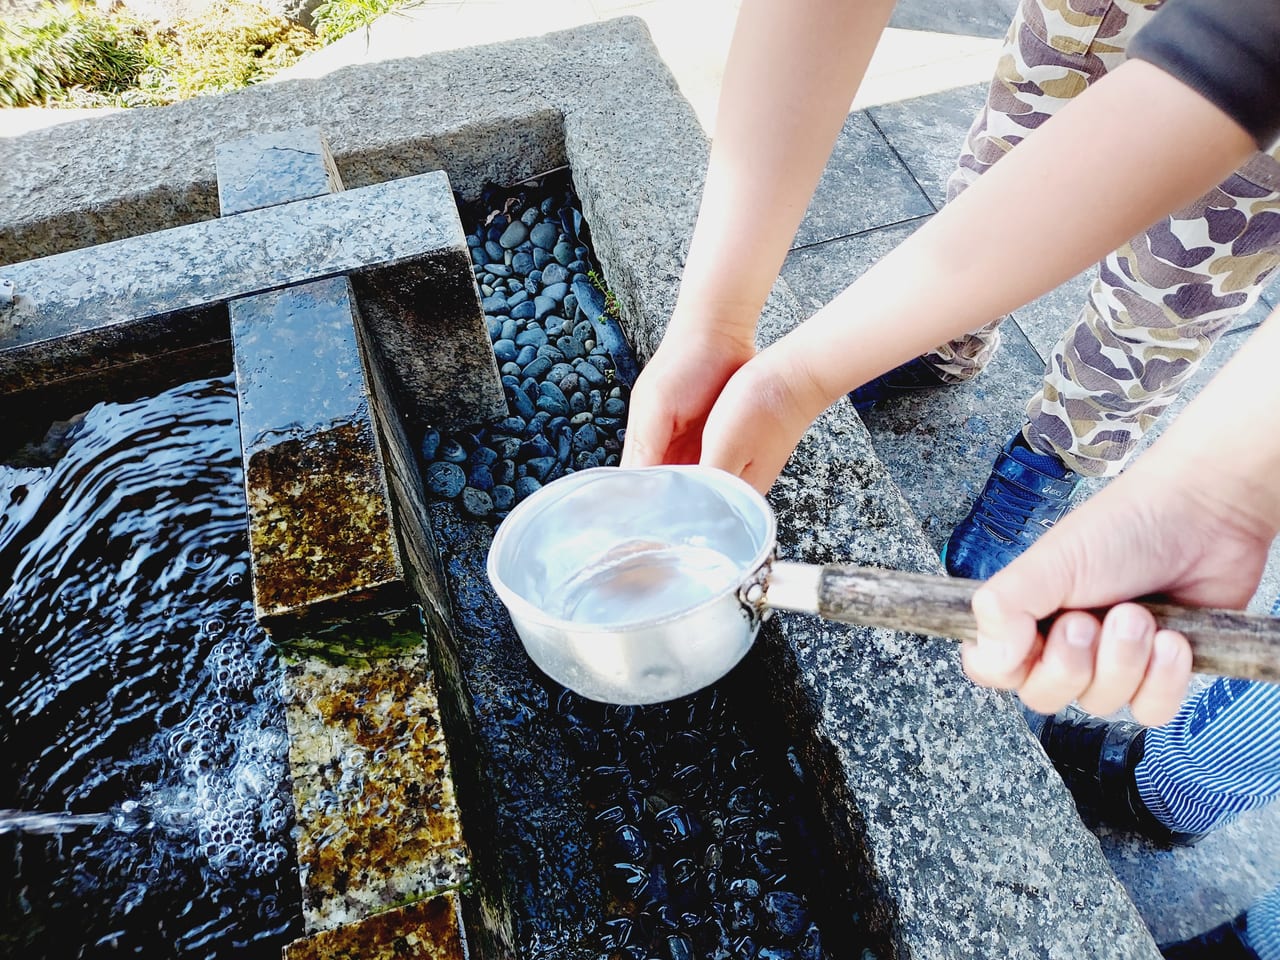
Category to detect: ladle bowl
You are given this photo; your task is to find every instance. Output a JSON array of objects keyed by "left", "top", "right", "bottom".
[{"left": 487, "top": 465, "right": 1280, "bottom": 704}]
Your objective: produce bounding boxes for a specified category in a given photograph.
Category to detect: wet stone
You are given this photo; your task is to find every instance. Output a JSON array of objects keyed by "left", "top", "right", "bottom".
[
  {"left": 425, "top": 461, "right": 466, "bottom": 499},
  {"left": 530, "top": 221, "right": 559, "bottom": 250},
  {"left": 499, "top": 221, "right": 529, "bottom": 249},
  {"left": 460, "top": 486, "right": 493, "bottom": 517}
]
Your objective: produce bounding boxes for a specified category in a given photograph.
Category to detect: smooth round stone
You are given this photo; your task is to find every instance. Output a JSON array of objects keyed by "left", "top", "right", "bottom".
[
  {"left": 530, "top": 221, "right": 559, "bottom": 250},
  {"left": 511, "top": 301, "right": 537, "bottom": 320},
  {"left": 569, "top": 411, "right": 594, "bottom": 426},
  {"left": 419, "top": 428, "right": 442, "bottom": 461},
  {"left": 532, "top": 248, "right": 554, "bottom": 270},
  {"left": 500, "top": 318, "right": 518, "bottom": 341},
  {"left": 543, "top": 281, "right": 569, "bottom": 302},
  {"left": 595, "top": 416, "right": 623, "bottom": 433},
  {"left": 556, "top": 336, "right": 585, "bottom": 360},
  {"left": 500, "top": 374, "right": 520, "bottom": 390},
  {"left": 572, "top": 423, "right": 599, "bottom": 454},
  {"left": 520, "top": 207, "right": 541, "bottom": 227},
  {"left": 498, "top": 221, "right": 529, "bottom": 249},
  {"left": 504, "top": 385, "right": 536, "bottom": 420},
  {"left": 547, "top": 362, "right": 574, "bottom": 382},
  {"left": 575, "top": 361, "right": 606, "bottom": 390},
  {"left": 516, "top": 326, "right": 549, "bottom": 348},
  {"left": 584, "top": 354, "right": 612, "bottom": 373},
  {"left": 572, "top": 320, "right": 593, "bottom": 342},
  {"left": 567, "top": 259, "right": 588, "bottom": 274},
  {"left": 516, "top": 345, "right": 538, "bottom": 368},
  {"left": 499, "top": 361, "right": 522, "bottom": 377},
  {"left": 552, "top": 241, "right": 575, "bottom": 266},
  {"left": 508, "top": 289, "right": 530, "bottom": 307},
  {"left": 439, "top": 439, "right": 467, "bottom": 463},
  {"left": 541, "top": 262, "right": 570, "bottom": 286},
  {"left": 589, "top": 390, "right": 604, "bottom": 415},
  {"left": 604, "top": 453, "right": 619, "bottom": 467},
  {"left": 460, "top": 486, "right": 494, "bottom": 517},
  {"left": 563, "top": 293, "right": 578, "bottom": 317},
  {"left": 603, "top": 398, "right": 627, "bottom": 417},
  {"left": 526, "top": 456, "right": 557, "bottom": 482},
  {"left": 574, "top": 245, "right": 588, "bottom": 259},
  {"left": 484, "top": 240, "right": 504, "bottom": 262},
  {"left": 537, "top": 344, "right": 567, "bottom": 362},
  {"left": 481, "top": 294, "right": 510, "bottom": 316},
  {"left": 511, "top": 251, "right": 535, "bottom": 276},
  {"left": 467, "top": 233, "right": 483, "bottom": 248},
  {"left": 524, "top": 276, "right": 539, "bottom": 295},
  {"left": 492, "top": 416, "right": 526, "bottom": 437},
  {"left": 467, "top": 446, "right": 498, "bottom": 467},
  {"left": 514, "top": 476, "right": 542, "bottom": 500},
  {"left": 493, "top": 339, "right": 518, "bottom": 363},
  {"left": 559, "top": 372, "right": 580, "bottom": 395},
  {"left": 492, "top": 484, "right": 515, "bottom": 511},
  {"left": 574, "top": 451, "right": 601, "bottom": 470},
  {"left": 470, "top": 246, "right": 487, "bottom": 265},
  {"left": 486, "top": 317, "right": 502, "bottom": 341},
  {"left": 763, "top": 892, "right": 808, "bottom": 938},
  {"left": 494, "top": 436, "right": 522, "bottom": 460},
  {"left": 540, "top": 196, "right": 557, "bottom": 215},
  {"left": 536, "top": 395, "right": 569, "bottom": 418},
  {"left": 538, "top": 381, "right": 569, "bottom": 406},
  {"left": 493, "top": 459, "right": 516, "bottom": 486},
  {"left": 479, "top": 283, "right": 494, "bottom": 298},
  {"left": 467, "top": 464, "right": 495, "bottom": 493},
  {"left": 522, "top": 356, "right": 553, "bottom": 380},
  {"left": 528, "top": 268, "right": 542, "bottom": 284},
  {"left": 518, "top": 434, "right": 555, "bottom": 461},
  {"left": 527, "top": 411, "right": 552, "bottom": 435},
  {"left": 569, "top": 391, "right": 588, "bottom": 416},
  {"left": 487, "top": 264, "right": 513, "bottom": 279},
  {"left": 544, "top": 318, "right": 564, "bottom": 337},
  {"left": 425, "top": 461, "right": 465, "bottom": 498},
  {"left": 533, "top": 296, "right": 558, "bottom": 321}
]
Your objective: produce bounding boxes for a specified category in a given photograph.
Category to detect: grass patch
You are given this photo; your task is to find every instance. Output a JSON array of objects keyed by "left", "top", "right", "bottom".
[
  {"left": 0, "top": 0, "right": 319, "bottom": 107},
  {"left": 311, "top": 0, "right": 420, "bottom": 42}
]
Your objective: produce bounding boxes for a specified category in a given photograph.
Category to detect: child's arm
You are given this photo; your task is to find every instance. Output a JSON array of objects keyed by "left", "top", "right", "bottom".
[
  {"left": 697, "top": 58, "right": 1258, "bottom": 492},
  {"left": 622, "top": 0, "right": 897, "bottom": 468}
]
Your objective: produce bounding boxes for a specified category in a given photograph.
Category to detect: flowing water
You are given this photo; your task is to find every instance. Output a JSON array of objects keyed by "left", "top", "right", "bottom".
[{"left": 0, "top": 377, "right": 301, "bottom": 958}]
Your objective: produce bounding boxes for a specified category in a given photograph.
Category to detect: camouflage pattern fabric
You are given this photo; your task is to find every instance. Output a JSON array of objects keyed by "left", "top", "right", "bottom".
[{"left": 925, "top": 0, "right": 1280, "bottom": 476}]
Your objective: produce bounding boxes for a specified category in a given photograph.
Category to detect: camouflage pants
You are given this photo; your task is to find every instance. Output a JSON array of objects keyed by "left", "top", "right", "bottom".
[{"left": 926, "top": 0, "right": 1280, "bottom": 477}]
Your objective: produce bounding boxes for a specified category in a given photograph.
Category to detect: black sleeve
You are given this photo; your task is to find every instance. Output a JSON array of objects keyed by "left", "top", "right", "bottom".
[{"left": 1128, "top": 0, "right": 1280, "bottom": 150}]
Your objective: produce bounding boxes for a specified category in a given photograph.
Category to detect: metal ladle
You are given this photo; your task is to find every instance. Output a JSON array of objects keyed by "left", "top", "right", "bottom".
[{"left": 487, "top": 465, "right": 1280, "bottom": 704}]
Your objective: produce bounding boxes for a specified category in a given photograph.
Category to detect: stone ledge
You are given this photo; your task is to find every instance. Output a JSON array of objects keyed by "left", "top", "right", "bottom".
[{"left": 283, "top": 890, "right": 467, "bottom": 960}]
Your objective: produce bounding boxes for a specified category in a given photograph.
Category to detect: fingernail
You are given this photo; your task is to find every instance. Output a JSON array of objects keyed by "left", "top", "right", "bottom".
[
  {"left": 977, "top": 632, "right": 1022, "bottom": 672},
  {"left": 1113, "top": 605, "right": 1149, "bottom": 642},
  {"left": 1153, "top": 630, "right": 1183, "bottom": 665},
  {"left": 1065, "top": 616, "right": 1095, "bottom": 648}
]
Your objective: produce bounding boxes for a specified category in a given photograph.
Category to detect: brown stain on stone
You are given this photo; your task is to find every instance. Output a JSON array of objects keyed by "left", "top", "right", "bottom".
[
  {"left": 282, "top": 892, "right": 465, "bottom": 960},
  {"left": 245, "top": 420, "right": 400, "bottom": 618},
  {"left": 284, "top": 647, "right": 470, "bottom": 930}
]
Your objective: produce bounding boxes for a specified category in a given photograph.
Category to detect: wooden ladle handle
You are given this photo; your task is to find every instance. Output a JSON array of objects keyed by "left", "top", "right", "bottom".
[{"left": 801, "top": 564, "right": 1280, "bottom": 683}]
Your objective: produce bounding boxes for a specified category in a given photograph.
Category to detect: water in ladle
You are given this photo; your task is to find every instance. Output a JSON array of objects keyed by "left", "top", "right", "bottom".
[
  {"left": 0, "top": 376, "right": 300, "bottom": 958},
  {"left": 554, "top": 540, "right": 741, "bottom": 626}
]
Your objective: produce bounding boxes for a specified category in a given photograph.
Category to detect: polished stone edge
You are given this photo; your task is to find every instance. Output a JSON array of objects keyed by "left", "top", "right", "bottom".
[
  {"left": 216, "top": 126, "right": 344, "bottom": 216},
  {"left": 283, "top": 643, "right": 471, "bottom": 933},
  {"left": 281, "top": 880, "right": 467, "bottom": 960}
]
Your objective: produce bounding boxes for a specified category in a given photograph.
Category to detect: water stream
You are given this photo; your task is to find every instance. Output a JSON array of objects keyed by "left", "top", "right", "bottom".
[{"left": 1, "top": 377, "right": 301, "bottom": 958}]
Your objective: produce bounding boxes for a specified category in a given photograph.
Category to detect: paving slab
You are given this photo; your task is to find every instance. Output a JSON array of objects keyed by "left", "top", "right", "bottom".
[
  {"left": 888, "top": 0, "right": 1015, "bottom": 39},
  {"left": 867, "top": 82, "right": 987, "bottom": 210},
  {"left": 794, "top": 111, "right": 933, "bottom": 249}
]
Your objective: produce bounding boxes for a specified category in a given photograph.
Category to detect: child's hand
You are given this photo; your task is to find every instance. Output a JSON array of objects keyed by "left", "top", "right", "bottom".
[
  {"left": 965, "top": 458, "right": 1272, "bottom": 725},
  {"left": 622, "top": 322, "right": 756, "bottom": 469},
  {"left": 698, "top": 343, "right": 832, "bottom": 493}
]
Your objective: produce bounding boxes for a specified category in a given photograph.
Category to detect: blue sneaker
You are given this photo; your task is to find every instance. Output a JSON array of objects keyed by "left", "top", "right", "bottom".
[
  {"left": 942, "top": 429, "right": 1079, "bottom": 579},
  {"left": 848, "top": 356, "right": 951, "bottom": 412}
]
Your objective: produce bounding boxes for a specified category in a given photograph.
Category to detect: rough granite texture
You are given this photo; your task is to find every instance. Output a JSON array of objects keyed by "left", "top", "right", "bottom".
[
  {"left": 0, "top": 19, "right": 1162, "bottom": 956},
  {"left": 282, "top": 645, "right": 469, "bottom": 933},
  {"left": 283, "top": 892, "right": 467, "bottom": 960},
  {"left": 1, "top": 169, "right": 502, "bottom": 427}
]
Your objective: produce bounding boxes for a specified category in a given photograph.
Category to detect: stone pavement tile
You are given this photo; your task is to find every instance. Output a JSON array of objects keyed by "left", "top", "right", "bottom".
[
  {"left": 794, "top": 111, "right": 934, "bottom": 249},
  {"left": 782, "top": 218, "right": 1045, "bottom": 552},
  {"left": 888, "top": 0, "right": 1014, "bottom": 39},
  {"left": 1097, "top": 806, "right": 1280, "bottom": 946},
  {"left": 867, "top": 82, "right": 988, "bottom": 209}
]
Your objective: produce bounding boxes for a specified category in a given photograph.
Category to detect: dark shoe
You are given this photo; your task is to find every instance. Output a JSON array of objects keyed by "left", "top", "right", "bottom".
[
  {"left": 1026, "top": 704, "right": 1206, "bottom": 847},
  {"left": 1160, "top": 913, "right": 1259, "bottom": 959},
  {"left": 847, "top": 356, "right": 952, "bottom": 412},
  {"left": 942, "top": 430, "right": 1079, "bottom": 579}
]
